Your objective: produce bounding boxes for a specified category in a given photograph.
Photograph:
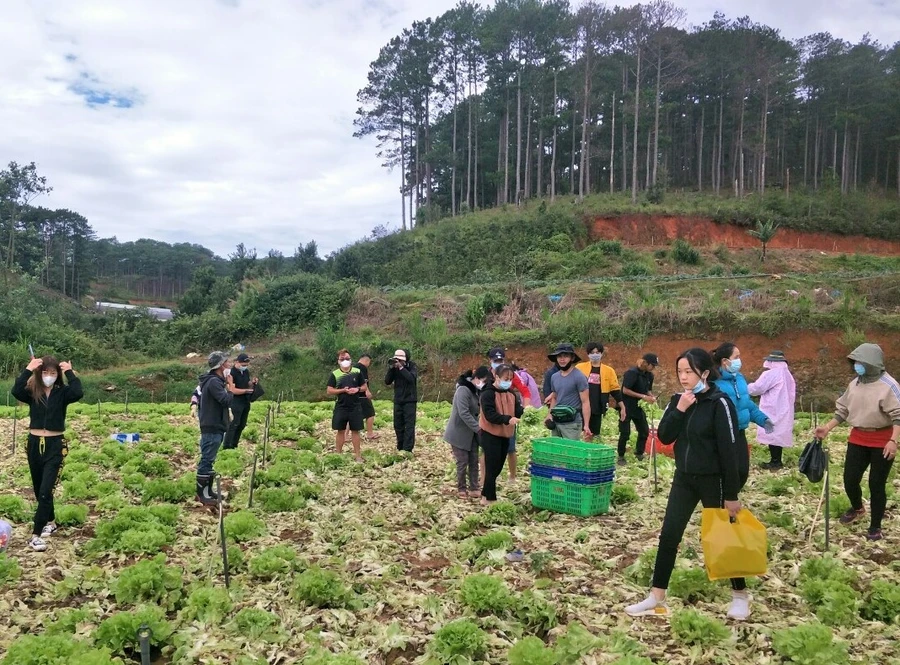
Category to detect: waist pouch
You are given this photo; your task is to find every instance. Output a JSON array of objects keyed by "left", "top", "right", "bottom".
[{"left": 550, "top": 405, "right": 578, "bottom": 423}]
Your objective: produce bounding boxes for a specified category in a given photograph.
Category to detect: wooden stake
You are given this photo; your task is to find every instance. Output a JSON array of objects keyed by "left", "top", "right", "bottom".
[
  {"left": 248, "top": 453, "right": 258, "bottom": 509},
  {"left": 217, "top": 476, "right": 230, "bottom": 589},
  {"left": 11, "top": 403, "right": 18, "bottom": 455}
]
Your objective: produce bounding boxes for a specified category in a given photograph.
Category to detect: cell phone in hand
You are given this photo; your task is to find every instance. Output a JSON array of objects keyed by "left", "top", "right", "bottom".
[{"left": 29, "top": 344, "right": 35, "bottom": 358}]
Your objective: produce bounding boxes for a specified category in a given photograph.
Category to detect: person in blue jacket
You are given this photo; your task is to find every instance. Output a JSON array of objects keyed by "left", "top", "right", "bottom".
[{"left": 711, "top": 342, "right": 773, "bottom": 482}]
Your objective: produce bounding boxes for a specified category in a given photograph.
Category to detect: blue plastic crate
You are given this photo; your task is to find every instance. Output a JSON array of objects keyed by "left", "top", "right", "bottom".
[{"left": 529, "top": 464, "right": 615, "bottom": 485}]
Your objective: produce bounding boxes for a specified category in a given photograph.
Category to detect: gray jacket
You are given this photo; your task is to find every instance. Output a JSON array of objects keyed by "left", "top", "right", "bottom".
[{"left": 444, "top": 380, "right": 481, "bottom": 451}]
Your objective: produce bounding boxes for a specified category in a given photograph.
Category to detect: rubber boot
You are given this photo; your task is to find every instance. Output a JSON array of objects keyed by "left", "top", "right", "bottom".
[
  {"left": 196, "top": 474, "right": 217, "bottom": 506},
  {"left": 207, "top": 472, "right": 221, "bottom": 502}
]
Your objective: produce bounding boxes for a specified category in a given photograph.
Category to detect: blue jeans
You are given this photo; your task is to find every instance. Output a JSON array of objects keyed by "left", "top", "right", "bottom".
[{"left": 198, "top": 432, "right": 224, "bottom": 476}]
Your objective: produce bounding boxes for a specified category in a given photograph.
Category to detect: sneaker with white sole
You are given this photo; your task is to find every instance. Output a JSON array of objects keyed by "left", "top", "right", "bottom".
[
  {"left": 625, "top": 594, "right": 669, "bottom": 617},
  {"left": 727, "top": 591, "right": 751, "bottom": 620},
  {"left": 40, "top": 523, "right": 58, "bottom": 538},
  {"left": 29, "top": 536, "right": 48, "bottom": 552}
]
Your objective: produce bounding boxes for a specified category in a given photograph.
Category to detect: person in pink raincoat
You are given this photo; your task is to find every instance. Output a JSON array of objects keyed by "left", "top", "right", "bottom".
[{"left": 747, "top": 350, "right": 796, "bottom": 470}]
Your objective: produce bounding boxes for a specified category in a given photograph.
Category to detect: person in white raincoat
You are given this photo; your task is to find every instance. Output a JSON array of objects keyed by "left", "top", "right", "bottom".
[{"left": 747, "top": 351, "right": 796, "bottom": 470}]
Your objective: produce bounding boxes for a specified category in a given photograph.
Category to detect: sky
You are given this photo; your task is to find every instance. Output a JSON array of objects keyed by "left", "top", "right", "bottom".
[{"left": 1, "top": 0, "right": 898, "bottom": 259}]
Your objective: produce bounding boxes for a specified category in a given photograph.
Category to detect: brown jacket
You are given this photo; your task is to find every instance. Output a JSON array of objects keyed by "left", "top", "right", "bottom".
[{"left": 479, "top": 383, "right": 523, "bottom": 438}]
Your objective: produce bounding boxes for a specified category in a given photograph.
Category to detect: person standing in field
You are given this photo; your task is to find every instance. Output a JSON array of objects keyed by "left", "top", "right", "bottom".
[
  {"left": 444, "top": 367, "right": 492, "bottom": 499},
  {"left": 355, "top": 354, "right": 379, "bottom": 439},
  {"left": 223, "top": 352, "right": 257, "bottom": 450},
  {"left": 618, "top": 353, "right": 659, "bottom": 464},
  {"left": 196, "top": 351, "right": 234, "bottom": 506},
  {"left": 479, "top": 364, "right": 524, "bottom": 505},
  {"left": 575, "top": 342, "right": 626, "bottom": 441},
  {"left": 546, "top": 343, "right": 592, "bottom": 440},
  {"left": 12, "top": 355, "right": 83, "bottom": 552},
  {"left": 747, "top": 351, "right": 796, "bottom": 470},
  {"left": 385, "top": 349, "right": 418, "bottom": 452},
  {"left": 486, "top": 347, "right": 531, "bottom": 482},
  {"left": 327, "top": 349, "right": 365, "bottom": 463},
  {"left": 625, "top": 348, "right": 750, "bottom": 620},
  {"left": 815, "top": 343, "right": 900, "bottom": 541},
  {"left": 514, "top": 364, "right": 542, "bottom": 409}
]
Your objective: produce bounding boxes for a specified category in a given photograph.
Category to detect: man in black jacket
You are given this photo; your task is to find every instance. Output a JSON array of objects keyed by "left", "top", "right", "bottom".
[
  {"left": 223, "top": 352, "right": 256, "bottom": 449},
  {"left": 617, "top": 352, "right": 659, "bottom": 465},
  {"left": 385, "top": 348, "right": 418, "bottom": 452},
  {"left": 197, "top": 351, "right": 234, "bottom": 505}
]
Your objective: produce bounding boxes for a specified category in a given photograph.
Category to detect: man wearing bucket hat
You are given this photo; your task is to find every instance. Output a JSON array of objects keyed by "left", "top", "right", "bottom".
[
  {"left": 196, "top": 351, "right": 235, "bottom": 505},
  {"left": 385, "top": 348, "right": 418, "bottom": 452},
  {"left": 546, "top": 343, "right": 591, "bottom": 440}
]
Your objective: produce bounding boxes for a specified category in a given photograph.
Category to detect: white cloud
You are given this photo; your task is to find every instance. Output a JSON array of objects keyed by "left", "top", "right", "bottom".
[{"left": 0, "top": 0, "right": 896, "bottom": 258}]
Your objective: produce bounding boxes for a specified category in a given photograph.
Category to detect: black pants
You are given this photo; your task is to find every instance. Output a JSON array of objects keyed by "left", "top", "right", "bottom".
[
  {"left": 769, "top": 445, "right": 784, "bottom": 464},
  {"left": 652, "top": 470, "right": 746, "bottom": 592},
  {"left": 480, "top": 432, "right": 510, "bottom": 501},
  {"left": 844, "top": 443, "right": 895, "bottom": 532},
  {"left": 618, "top": 407, "right": 649, "bottom": 457},
  {"left": 224, "top": 398, "right": 250, "bottom": 450},
  {"left": 588, "top": 411, "right": 605, "bottom": 440},
  {"left": 27, "top": 435, "right": 68, "bottom": 536},
  {"left": 393, "top": 401, "right": 417, "bottom": 452}
]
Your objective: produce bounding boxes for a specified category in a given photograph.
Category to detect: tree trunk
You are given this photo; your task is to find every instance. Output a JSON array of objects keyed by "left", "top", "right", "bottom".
[
  {"left": 840, "top": 118, "right": 849, "bottom": 195},
  {"left": 803, "top": 106, "right": 809, "bottom": 188},
  {"left": 524, "top": 96, "right": 533, "bottom": 201},
  {"left": 451, "top": 71, "right": 458, "bottom": 217},
  {"left": 738, "top": 97, "right": 745, "bottom": 198},
  {"left": 401, "top": 109, "right": 407, "bottom": 230},
  {"left": 610, "top": 91, "right": 616, "bottom": 193},
  {"left": 550, "top": 71, "right": 558, "bottom": 202},
  {"left": 497, "top": 115, "right": 504, "bottom": 206},
  {"left": 759, "top": 85, "right": 768, "bottom": 194},
  {"left": 473, "top": 81, "right": 479, "bottom": 209},
  {"left": 652, "top": 49, "right": 662, "bottom": 186},
  {"left": 631, "top": 45, "right": 642, "bottom": 204},
  {"left": 425, "top": 95, "right": 432, "bottom": 207},
  {"left": 516, "top": 70, "right": 523, "bottom": 204},
  {"left": 537, "top": 93, "right": 544, "bottom": 199},
  {"left": 697, "top": 104, "right": 704, "bottom": 192},
  {"left": 504, "top": 89, "right": 510, "bottom": 204},
  {"left": 813, "top": 115, "right": 820, "bottom": 191},
  {"left": 466, "top": 77, "right": 472, "bottom": 211},
  {"left": 716, "top": 93, "right": 724, "bottom": 195},
  {"left": 622, "top": 64, "right": 628, "bottom": 192},
  {"left": 579, "top": 42, "right": 592, "bottom": 202},
  {"left": 645, "top": 126, "right": 651, "bottom": 190},
  {"left": 570, "top": 100, "right": 577, "bottom": 195},
  {"left": 853, "top": 124, "right": 860, "bottom": 192}
]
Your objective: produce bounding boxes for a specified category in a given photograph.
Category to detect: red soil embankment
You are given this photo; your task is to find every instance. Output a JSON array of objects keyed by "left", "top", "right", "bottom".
[
  {"left": 458, "top": 329, "right": 900, "bottom": 401},
  {"left": 591, "top": 215, "right": 900, "bottom": 255}
]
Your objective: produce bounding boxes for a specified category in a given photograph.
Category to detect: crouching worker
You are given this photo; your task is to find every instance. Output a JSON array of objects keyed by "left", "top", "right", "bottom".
[
  {"left": 12, "top": 356, "right": 83, "bottom": 552},
  {"left": 196, "top": 351, "right": 234, "bottom": 506}
]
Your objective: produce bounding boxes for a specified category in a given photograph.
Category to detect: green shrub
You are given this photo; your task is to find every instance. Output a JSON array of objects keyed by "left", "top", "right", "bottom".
[
  {"left": 459, "top": 574, "right": 511, "bottom": 614},
  {"left": 112, "top": 554, "right": 183, "bottom": 609},
  {"left": 0, "top": 495, "right": 31, "bottom": 523},
  {"left": 772, "top": 622, "right": 849, "bottom": 665},
  {"left": 55, "top": 504, "right": 89, "bottom": 527},
  {"left": 625, "top": 548, "right": 657, "bottom": 588},
  {"left": 0, "top": 634, "right": 118, "bottom": 665},
  {"left": 142, "top": 476, "right": 194, "bottom": 504},
  {"left": 181, "top": 586, "right": 233, "bottom": 623},
  {"left": 508, "top": 636, "right": 558, "bottom": 665},
  {"left": 387, "top": 481, "right": 414, "bottom": 496},
  {"left": 226, "top": 544, "right": 245, "bottom": 573},
  {"left": 668, "top": 568, "right": 722, "bottom": 603},
  {"left": 277, "top": 343, "right": 301, "bottom": 363},
  {"left": 0, "top": 553, "right": 22, "bottom": 586},
  {"left": 620, "top": 262, "right": 651, "bottom": 277},
  {"left": 799, "top": 555, "right": 857, "bottom": 587},
  {"left": 514, "top": 589, "right": 558, "bottom": 634},
  {"left": 138, "top": 457, "right": 171, "bottom": 477},
  {"left": 231, "top": 607, "right": 283, "bottom": 641},
  {"left": 427, "top": 619, "right": 487, "bottom": 664},
  {"left": 302, "top": 649, "right": 365, "bottom": 665},
  {"left": 256, "top": 487, "right": 306, "bottom": 513},
  {"left": 553, "top": 623, "right": 600, "bottom": 663},
  {"left": 93, "top": 605, "right": 174, "bottom": 656},
  {"left": 214, "top": 449, "right": 247, "bottom": 478},
  {"left": 249, "top": 545, "right": 301, "bottom": 580},
  {"left": 481, "top": 501, "right": 519, "bottom": 526},
  {"left": 292, "top": 567, "right": 354, "bottom": 608},
  {"left": 45, "top": 608, "right": 92, "bottom": 636},
  {"left": 671, "top": 239, "right": 700, "bottom": 265},
  {"left": 802, "top": 579, "right": 859, "bottom": 627},
  {"left": 597, "top": 240, "right": 623, "bottom": 256},
  {"left": 89, "top": 506, "right": 179, "bottom": 554},
  {"left": 611, "top": 484, "right": 639, "bottom": 506},
  {"left": 459, "top": 531, "right": 514, "bottom": 563},
  {"left": 223, "top": 511, "right": 266, "bottom": 542},
  {"left": 860, "top": 580, "right": 900, "bottom": 623},
  {"left": 670, "top": 609, "right": 730, "bottom": 645}
]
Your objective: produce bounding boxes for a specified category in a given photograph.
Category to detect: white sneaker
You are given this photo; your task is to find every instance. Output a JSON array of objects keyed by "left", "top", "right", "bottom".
[
  {"left": 41, "top": 523, "right": 58, "bottom": 538},
  {"left": 727, "top": 591, "right": 751, "bottom": 620},
  {"left": 29, "top": 536, "right": 47, "bottom": 552},
  {"left": 625, "top": 594, "right": 669, "bottom": 617}
]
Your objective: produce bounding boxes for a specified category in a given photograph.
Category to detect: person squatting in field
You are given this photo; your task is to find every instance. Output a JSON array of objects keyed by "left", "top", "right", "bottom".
[
  {"left": 327, "top": 348, "right": 366, "bottom": 463},
  {"left": 385, "top": 349, "right": 418, "bottom": 453},
  {"left": 444, "top": 366, "right": 492, "bottom": 499},
  {"left": 575, "top": 341, "right": 626, "bottom": 442},
  {"left": 626, "top": 347, "right": 751, "bottom": 621},
  {"left": 196, "top": 351, "right": 235, "bottom": 506},
  {"left": 747, "top": 350, "right": 796, "bottom": 470},
  {"left": 479, "top": 363, "right": 524, "bottom": 505},
  {"left": 11, "top": 355, "right": 84, "bottom": 552},
  {"left": 815, "top": 343, "right": 900, "bottom": 542}
]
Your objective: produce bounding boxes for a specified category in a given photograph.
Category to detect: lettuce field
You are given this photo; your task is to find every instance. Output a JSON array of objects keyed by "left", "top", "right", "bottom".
[{"left": 0, "top": 400, "right": 898, "bottom": 665}]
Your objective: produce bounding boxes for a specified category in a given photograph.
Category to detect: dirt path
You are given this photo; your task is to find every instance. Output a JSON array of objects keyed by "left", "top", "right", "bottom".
[
  {"left": 591, "top": 215, "right": 900, "bottom": 255},
  {"left": 457, "top": 329, "right": 900, "bottom": 404}
]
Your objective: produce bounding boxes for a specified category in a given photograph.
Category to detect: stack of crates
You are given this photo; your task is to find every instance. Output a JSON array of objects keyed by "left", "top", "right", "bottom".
[{"left": 529, "top": 437, "right": 616, "bottom": 516}]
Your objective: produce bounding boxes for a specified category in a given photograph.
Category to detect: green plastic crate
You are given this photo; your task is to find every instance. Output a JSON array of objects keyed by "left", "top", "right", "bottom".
[
  {"left": 530, "top": 476, "right": 613, "bottom": 516},
  {"left": 530, "top": 437, "right": 616, "bottom": 471}
]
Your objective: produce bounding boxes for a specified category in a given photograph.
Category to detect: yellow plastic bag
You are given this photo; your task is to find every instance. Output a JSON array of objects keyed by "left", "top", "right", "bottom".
[{"left": 701, "top": 508, "right": 768, "bottom": 580}]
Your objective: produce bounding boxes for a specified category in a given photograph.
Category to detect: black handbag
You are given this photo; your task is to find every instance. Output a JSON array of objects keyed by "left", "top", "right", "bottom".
[
  {"left": 799, "top": 437, "right": 827, "bottom": 483},
  {"left": 249, "top": 382, "right": 265, "bottom": 403}
]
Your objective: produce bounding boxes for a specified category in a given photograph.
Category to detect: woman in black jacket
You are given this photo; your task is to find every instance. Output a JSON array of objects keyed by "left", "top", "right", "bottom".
[
  {"left": 11, "top": 355, "right": 83, "bottom": 552},
  {"left": 625, "top": 348, "right": 751, "bottom": 621}
]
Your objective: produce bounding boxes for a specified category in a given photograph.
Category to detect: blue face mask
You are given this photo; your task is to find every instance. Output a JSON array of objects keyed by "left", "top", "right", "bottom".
[
  {"left": 853, "top": 362, "right": 866, "bottom": 377},
  {"left": 238, "top": 366, "right": 248, "bottom": 373},
  {"left": 728, "top": 359, "right": 742, "bottom": 373},
  {"left": 498, "top": 379, "right": 513, "bottom": 390},
  {"left": 491, "top": 361, "right": 501, "bottom": 370},
  {"left": 692, "top": 379, "right": 707, "bottom": 394}
]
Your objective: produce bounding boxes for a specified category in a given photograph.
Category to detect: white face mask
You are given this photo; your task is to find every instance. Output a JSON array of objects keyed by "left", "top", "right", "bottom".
[
  {"left": 223, "top": 368, "right": 231, "bottom": 377},
  {"left": 339, "top": 359, "right": 352, "bottom": 369},
  {"left": 42, "top": 375, "right": 57, "bottom": 387}
]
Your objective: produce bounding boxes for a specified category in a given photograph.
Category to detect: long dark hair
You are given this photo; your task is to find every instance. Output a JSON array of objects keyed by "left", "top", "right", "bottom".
[
  {"left": 711, "top": 342, "right": 737, "bottom": 366},
  {"left": 677, "top": 348, "right": 720, "bottom": 382},
  {"left": 26, "top": 355, "right": 62, "bottom": 403}
]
